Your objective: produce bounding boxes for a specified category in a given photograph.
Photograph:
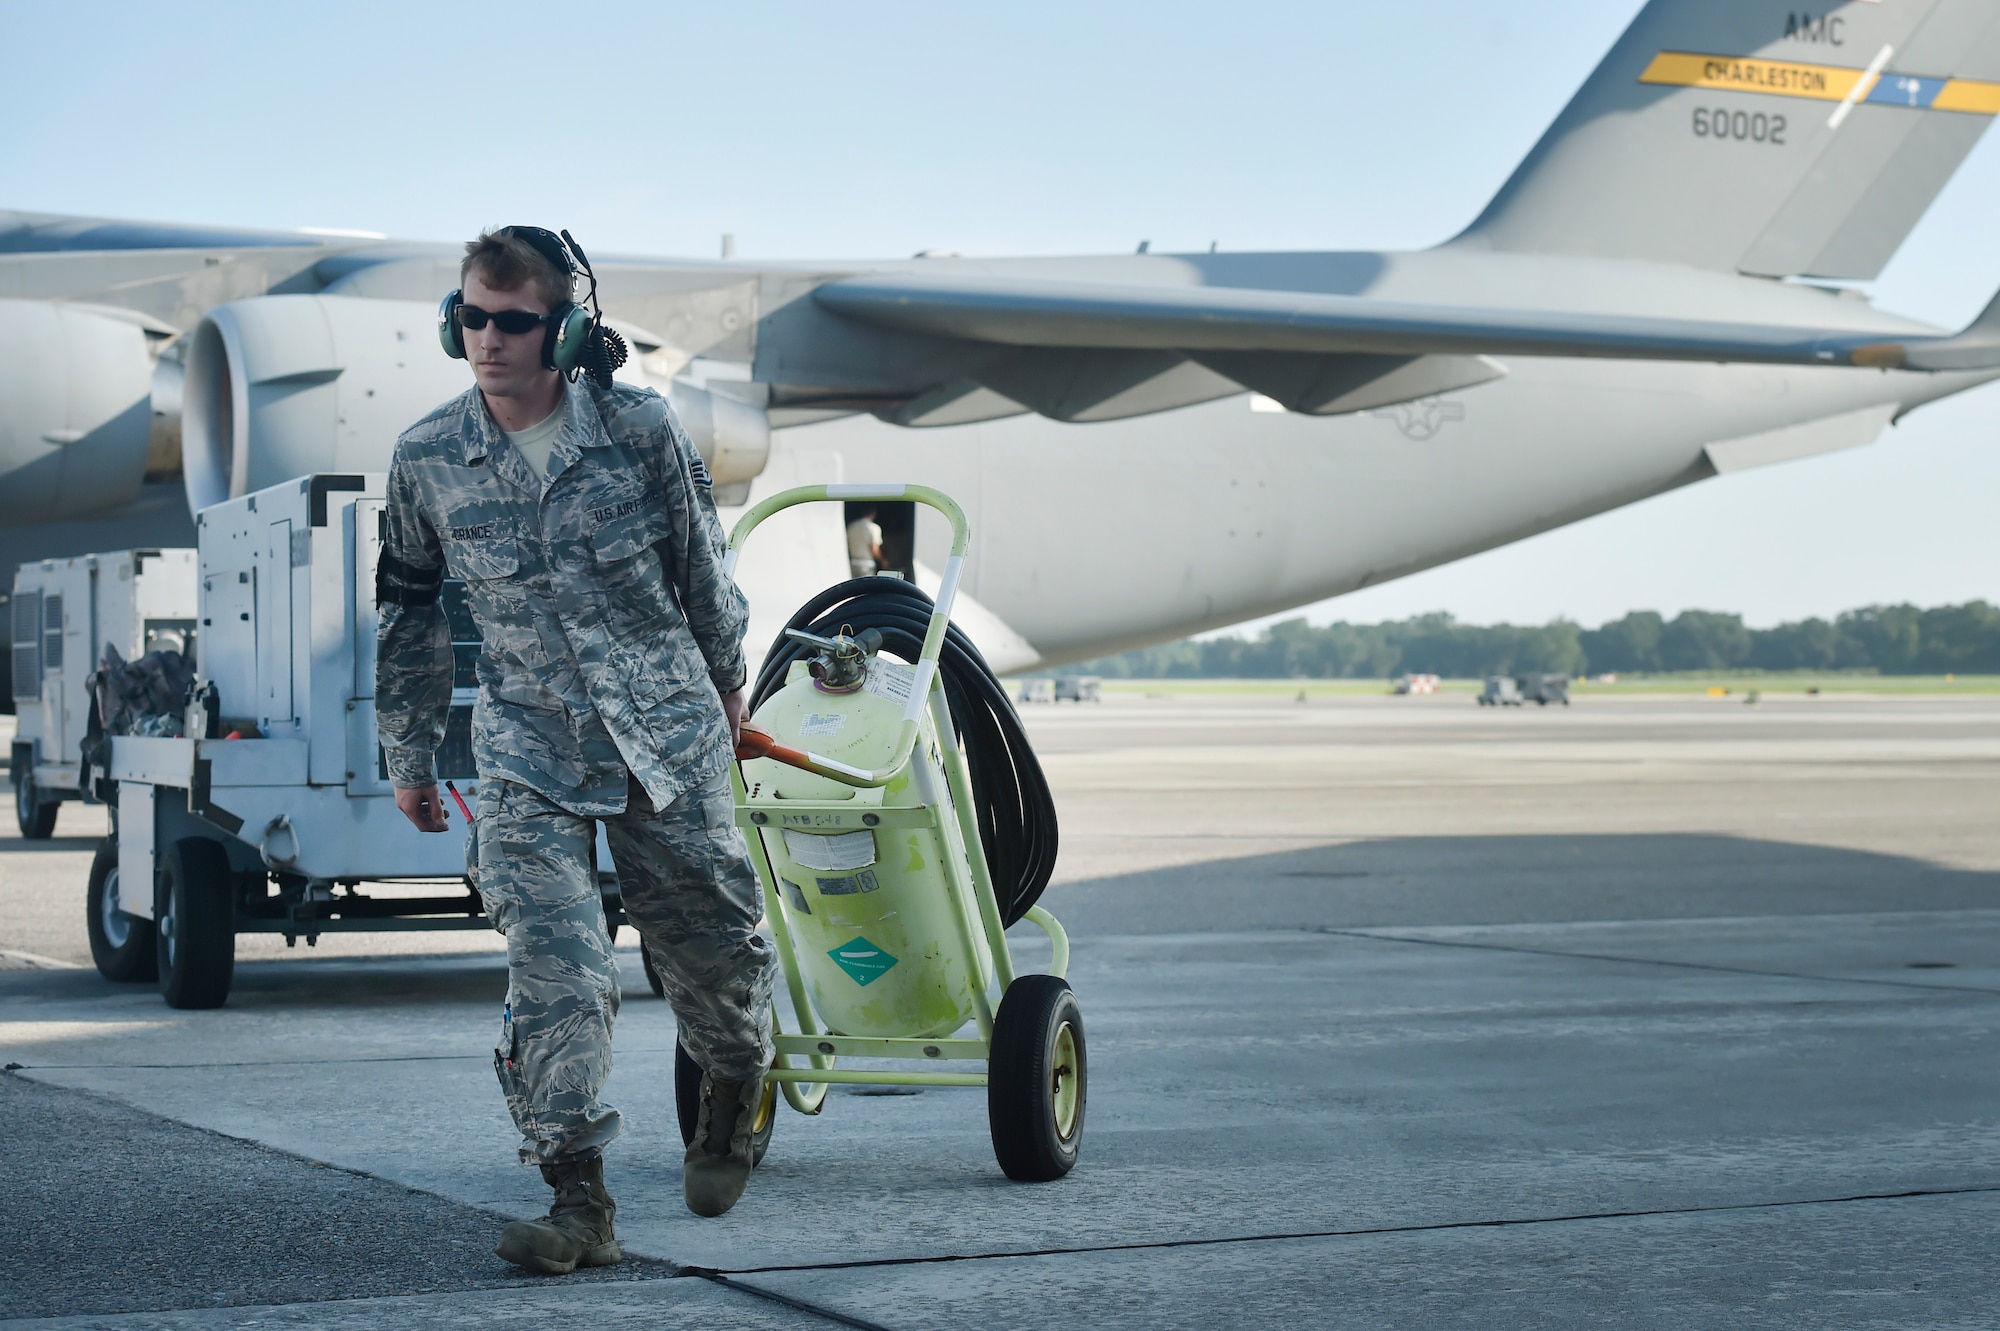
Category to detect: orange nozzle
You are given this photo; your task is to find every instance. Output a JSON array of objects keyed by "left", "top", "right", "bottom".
[{"left": 736, "top": 724, "right": 816, "bottom": 771}]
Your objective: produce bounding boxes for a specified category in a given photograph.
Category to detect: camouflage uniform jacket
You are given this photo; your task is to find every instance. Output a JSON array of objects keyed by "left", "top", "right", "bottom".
[{"left": 375, "top": 378, "right": 748, "bottom": 816}]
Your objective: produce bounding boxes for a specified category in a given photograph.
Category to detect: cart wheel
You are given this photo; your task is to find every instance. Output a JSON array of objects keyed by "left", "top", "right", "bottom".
[
  {"left": 988, "top": 974, "right": 1086, "bottom": 1181},
  {"left": 155, "top": 837, "right": 236, "bottom": 1010},
  {"left": 675, "top": 1041, "right": 776, "bottom": 1167},
  {"left": 15, "top": 770, "right": 57, "bottom": 840},
  {"left": 87, "top": 837, "right": 156, "bottom": 983}
]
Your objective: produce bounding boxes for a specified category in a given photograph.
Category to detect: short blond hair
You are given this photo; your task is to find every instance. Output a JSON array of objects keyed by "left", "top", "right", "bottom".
[{"left": 460, "top": 228, "right": 570, "bottom": 310}]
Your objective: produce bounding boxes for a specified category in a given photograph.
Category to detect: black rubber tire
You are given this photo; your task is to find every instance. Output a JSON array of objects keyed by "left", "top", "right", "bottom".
[
  {"left": 674, "top": 1040, "right": 775, "bottom": 1167},
  {"left": 988, "top": 974, "right": 1087, "bottom": 1181},
  {"left": 155, "top": 837, "right": 236, "bottom": 1009},
  {"left": 15, "top": 771, "right": 56, "bottom": 840},
  {"left": 86, "top": 837, "right": 156, "bottom": 983}
]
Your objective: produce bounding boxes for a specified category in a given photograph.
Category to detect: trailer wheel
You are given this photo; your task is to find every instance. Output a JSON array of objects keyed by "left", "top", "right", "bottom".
[
  {"left": 988, "top": 974, "right": 1086, "bottom": 1181},
  {"left": 156, "top": 838, "right": 236, "bottom": 1009},
  {"left": 674, "top": 1040, "right": 776, "bottom": 1166},
  {"left": 86, "top": 838, "right": 156, "bottom": 983},
  {"left": 14, "top": 769, "right": 57, "bottom": 840}
]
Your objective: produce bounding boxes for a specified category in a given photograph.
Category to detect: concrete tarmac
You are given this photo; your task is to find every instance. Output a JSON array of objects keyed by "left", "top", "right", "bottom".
[{"left": 2, "top": 692, "right": 1997, "bottom": 1328}]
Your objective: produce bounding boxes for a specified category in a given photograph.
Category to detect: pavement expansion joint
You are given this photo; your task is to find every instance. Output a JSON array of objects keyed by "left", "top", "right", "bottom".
[
  {"left": 1317, "top": 926, "right": 2000, "bottom": 996},
  {"left": 701, "top": 1182, "right": 2000, "bottom": 1278},
  {"left": 697, "top": 1273, "right": 901, "bottom": 1331}
]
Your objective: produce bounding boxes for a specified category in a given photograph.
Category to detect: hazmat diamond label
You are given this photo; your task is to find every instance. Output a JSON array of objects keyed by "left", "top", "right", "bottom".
[{"left": 828, "top": 936, "right": 898, "bottom": 986}]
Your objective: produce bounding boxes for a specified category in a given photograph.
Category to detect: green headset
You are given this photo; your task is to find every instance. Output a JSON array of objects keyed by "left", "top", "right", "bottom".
[{"left": 438, "top": 226, "right": 626, "bottom": 385}]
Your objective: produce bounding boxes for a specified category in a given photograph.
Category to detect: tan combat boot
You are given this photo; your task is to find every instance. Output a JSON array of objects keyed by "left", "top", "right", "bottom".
[
  {"left": 495, "top": 1155, "right": 621, "bottom": 1274},
  {"left": 684, "top": 1071, "right": 762, "bottom": 1217}
]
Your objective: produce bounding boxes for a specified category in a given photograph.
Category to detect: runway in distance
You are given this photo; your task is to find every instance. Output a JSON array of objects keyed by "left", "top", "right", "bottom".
[{"left": 5, "top": 0, "right": 2000, "bottom": 679}]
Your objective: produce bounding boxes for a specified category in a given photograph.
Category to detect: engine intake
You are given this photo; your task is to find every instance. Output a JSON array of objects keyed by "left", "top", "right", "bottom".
[
  {"left": 182, "top": 296, "right": 770, "bottom": 514},
  {"left": 182, "top": 296, "right": 468, "bottom": 513}
]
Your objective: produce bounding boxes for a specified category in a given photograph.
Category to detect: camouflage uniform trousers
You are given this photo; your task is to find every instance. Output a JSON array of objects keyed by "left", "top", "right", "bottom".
[{"left": 472, "top": 769, "right": 776, "bottom": 1165}]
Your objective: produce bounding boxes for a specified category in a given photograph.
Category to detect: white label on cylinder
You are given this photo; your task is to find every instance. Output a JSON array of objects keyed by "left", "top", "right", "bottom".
[
  {"left": 864, "top": 658, "right": 916, "bottom": 707},
  {"left": 799, "top": 711, "right": 846, "bottom": 737},
  {"left": 783, "top": 827, "right": 879, "bottom": 872}
]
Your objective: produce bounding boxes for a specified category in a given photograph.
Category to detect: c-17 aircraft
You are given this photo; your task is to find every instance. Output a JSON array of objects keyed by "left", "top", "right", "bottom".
[{"left": 5, "top": 0, "right": 2000, "bottom": 684}]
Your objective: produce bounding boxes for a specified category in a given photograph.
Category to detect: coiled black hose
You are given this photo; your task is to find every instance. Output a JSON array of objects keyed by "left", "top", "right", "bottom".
[{"left": 750, "top": 577, "right": 1058, "bottom": 927}]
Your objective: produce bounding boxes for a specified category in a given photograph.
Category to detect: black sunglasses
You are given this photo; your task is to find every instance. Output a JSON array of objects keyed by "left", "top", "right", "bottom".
[{"left": 455, "top": 304, "right": 553, "bottom": 335}]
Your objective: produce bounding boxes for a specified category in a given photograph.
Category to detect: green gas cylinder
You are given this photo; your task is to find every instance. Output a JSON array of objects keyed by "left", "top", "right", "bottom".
[{"left": 742, "top": 656, "right": 995, "bottom": 1040}]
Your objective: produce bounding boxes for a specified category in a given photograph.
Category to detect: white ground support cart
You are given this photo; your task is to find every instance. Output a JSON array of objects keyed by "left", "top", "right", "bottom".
[
  {"left": 93, "top": 474, "right": 635, "bottom": 1006},
  {"left": 10, "top": 549, "right": 197, "bottom": 838}
]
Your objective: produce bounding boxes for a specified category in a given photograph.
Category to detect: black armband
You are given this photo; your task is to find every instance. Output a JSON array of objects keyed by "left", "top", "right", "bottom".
[{"left": 375, "top": 552, "right": 443, "bottom": 607}]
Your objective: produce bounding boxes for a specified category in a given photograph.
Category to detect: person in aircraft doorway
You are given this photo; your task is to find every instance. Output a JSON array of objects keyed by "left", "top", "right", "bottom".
[
  {"left": 374, "top": 225, "right": 776, "bottom": 1272},
  {"left": 846, "top": 505, "right": 884, "bottom": 579}
]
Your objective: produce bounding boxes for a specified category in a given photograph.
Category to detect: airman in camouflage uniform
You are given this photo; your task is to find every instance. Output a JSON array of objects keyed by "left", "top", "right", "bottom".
[{"left": 376, "top": 273, "right": 776, "bottom": 1253}]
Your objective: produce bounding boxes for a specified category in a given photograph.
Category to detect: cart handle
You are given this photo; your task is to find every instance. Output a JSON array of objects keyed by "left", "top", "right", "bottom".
[
  {"left": 735, "top": 724, "right": 832, "bottom": 777},
  {"left": 724, "top": 484, "right": 971, "bottom": 789}
]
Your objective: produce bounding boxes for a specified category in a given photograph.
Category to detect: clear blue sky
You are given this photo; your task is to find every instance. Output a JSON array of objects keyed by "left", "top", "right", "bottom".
[{"left": 5, "top": 0, "right": 1996, "bottom": 629}]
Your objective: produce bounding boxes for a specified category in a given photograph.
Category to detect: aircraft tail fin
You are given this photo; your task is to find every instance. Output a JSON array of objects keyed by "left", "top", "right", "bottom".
[{"left": 1453, "top": 0, "right": 2000, "bottom": 279}]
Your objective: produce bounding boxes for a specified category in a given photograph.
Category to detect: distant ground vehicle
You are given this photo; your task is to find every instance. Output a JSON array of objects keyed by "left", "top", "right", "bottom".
[
  {"left": 10, "top": 549, "right": 196, "bottom": 838},
  {"left": 1017, "top": 678, "right": 1055, "bottom": 705},
  {"left": 1054, "top": 676, "right": 1102, "bottom": 703},
  {"left": 1479, "top": 674, "right": 1571, "bottom": 707},
  {"left": 1394, "top": 674, "right": 1440, "bottom": 695},
  {"left": 1520, "top": 673, "right": 1572, "bottom": 706}
]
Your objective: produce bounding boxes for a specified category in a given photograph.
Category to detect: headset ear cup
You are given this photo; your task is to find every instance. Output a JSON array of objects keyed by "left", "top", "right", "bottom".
[
  {"left": 438, "top": 290, "right": 467, "bottom": 360},
  {"left": 549, "top": 303, "right": 595, "bottom": 375}
]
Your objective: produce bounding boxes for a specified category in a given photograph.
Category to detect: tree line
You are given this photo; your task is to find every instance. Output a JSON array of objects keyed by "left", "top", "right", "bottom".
[{"left": 1061, "top": 603, "right": 2000, "bottom": 679}]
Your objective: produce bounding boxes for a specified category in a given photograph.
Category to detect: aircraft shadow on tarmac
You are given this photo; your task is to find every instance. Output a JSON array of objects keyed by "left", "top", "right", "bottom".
[
  {"left": 0, "top": 829, "right": 110, "bottom": 854},
  {"left": 1037, "top": 833, "right": 2000, "bottom": 937},
  {"left": 0, "top": 950, "right": 514, "bottom": 1007},
  {"left": 5, "top": 832, "right": 1997, "bottom": 1009}
]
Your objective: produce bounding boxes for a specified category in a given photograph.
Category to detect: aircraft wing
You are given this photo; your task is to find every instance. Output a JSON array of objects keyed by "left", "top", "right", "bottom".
[{"left": 814, "top": 272, "right": 2000, "bottom": 373}]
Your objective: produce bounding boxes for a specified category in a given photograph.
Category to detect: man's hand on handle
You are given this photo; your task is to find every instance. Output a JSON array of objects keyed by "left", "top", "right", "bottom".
[
  {"left": 396, "top": 784, "right": 451, "bottom": 833},
  {"left": 721, "top": 687, "right": 747, "bottom": 747}
]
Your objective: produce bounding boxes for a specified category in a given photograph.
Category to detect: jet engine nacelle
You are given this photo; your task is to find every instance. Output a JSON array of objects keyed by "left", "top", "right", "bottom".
[
  {"left": 183, "top": 296, "right": 770, "bottom": 513},
  {"left": 182, "top": 296, "right": 469, "bottom": 512},
  {"left": 0, "top": 299, "right": 155, "bottom": 524},
  {"left": 666, "top": 378, "right": 770, "bottom": 490}
]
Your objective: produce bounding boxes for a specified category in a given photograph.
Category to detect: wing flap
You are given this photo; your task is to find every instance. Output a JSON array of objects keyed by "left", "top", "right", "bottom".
[
  {"left": 813, "top": 272, "right": 1997, "bottom": 372},
  {"left": 1189, "top": 351, "right": 1507, "bottom": 416}
]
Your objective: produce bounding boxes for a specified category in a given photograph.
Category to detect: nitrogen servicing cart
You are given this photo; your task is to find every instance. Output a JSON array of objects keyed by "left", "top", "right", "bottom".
[{"left": 720, "top": 484, "right": 1084, "bottom": 1182}]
